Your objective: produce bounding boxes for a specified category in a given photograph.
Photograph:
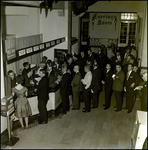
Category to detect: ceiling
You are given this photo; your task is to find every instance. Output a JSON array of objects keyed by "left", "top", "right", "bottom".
[{"left": 1, "top": 1, "right": 99, "bottom": 15}]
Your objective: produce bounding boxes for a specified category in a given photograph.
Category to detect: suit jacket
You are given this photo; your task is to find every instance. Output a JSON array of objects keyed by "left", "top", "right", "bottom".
[
  {"left": 97, "top": 52, "right": 106, "bottom": 71},
  {"left": 112, "top": 70, "right": 125, "bottom": 91},
  {"left": 59, "top": 72, "right": 71, "bottom": 96},
  {"left": 72, "top": 72, "right": 82, "bottom": 92},
  {"left": 103, "top": 69, "right": 113, "bottom": 84},
  {"left": 115, "top": 55, "right": 123, "bottom": 65},
  {"left": 80, "top": 56, "right": 87, "bottom": 67},
  {"left": 36, "top": 76, "right": 49, "bottom": 101},
  {"left": 125, "top": 70, "right": 141, "bottom": 89},
  {"left": 88, "top": 54, "right": 94, "bottom": 66},
  {"left": 91, "top": 68, "right": 102, "bottom": 91},
  {"left": 68, "top": 61, "right": 76, "bottom": 79}
]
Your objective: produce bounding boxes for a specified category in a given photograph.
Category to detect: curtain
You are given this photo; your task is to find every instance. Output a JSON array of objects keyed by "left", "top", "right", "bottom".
[{"left": 15, "top": 34, "right": 43, "bottom": 74}]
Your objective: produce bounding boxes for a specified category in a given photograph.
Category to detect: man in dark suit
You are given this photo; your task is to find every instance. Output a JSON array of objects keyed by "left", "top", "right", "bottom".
[
  {"left": 91, "top": 61, "right": 102, "bottom": 108},
  {"left": 112, "top": 63, "right": 125, "bottom": 112},
  {"left": 35, "top": 69, "right": 49, "bottom": 124},
  {"left": 56, "top": 65, "right": 71, "bottom": 114},
  {"left": 124, "top": 63, "right": 141, "bottom": 113},
  {"left": 96, "top": 46, "right": 107, "bottom": 79},
  {"left": 80, "top": 51, "right": 87, "bottom": 78},
  {"left": 71, "top": 65, "right": 83, "bottom": 110},
  {"left": 87, "top": 49, "right": 94, "bottom": 70},
  {"left": 102, "top": 63, "right": 113, "bottom": 110},
  {"left": 67, "top": 55, "right": 76, "bottom": 80}
]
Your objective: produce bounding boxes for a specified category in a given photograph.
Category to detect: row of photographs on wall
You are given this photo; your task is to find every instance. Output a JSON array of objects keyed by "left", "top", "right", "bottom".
[{"left": 6, "top": 37, "right": 65, "bottom": 60}]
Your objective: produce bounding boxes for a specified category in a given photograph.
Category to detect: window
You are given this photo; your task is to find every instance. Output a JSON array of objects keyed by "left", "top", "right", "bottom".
[
  {"left": 82, "top": 21, "right": 89, "bottom": 42},
  {"left": 121, "top": 13, "right": 138, "bottom": 20},
  {"left": 119, "top": 13, "right": 137, "bottom": 46}
]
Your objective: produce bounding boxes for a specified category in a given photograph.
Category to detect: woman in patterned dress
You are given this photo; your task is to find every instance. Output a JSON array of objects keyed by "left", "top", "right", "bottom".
[{"left": 12, "top": 75, "right": 32, "bottom": 129}]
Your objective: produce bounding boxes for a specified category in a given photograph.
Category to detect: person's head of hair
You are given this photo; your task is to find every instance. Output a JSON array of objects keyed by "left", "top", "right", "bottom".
[
  {"left": 106, "top": 63, "right": 111, "bottom": 70},
  {"left": 73, "top": 65, "right": 79, "bottom": 72},
  {"left": 80, "top": 51, "right": 85, "bottom": 57},
  {"left": 116, "top": 63, "right": 121, "bottom": 71},
  {"left": 84, "top": 65, "right": 90, "bottom": 72},
  {"left": 62, "top": 64, "right": 67, "bottom": 73},
  {"left": 54, "top": 57, "right": 58, "bottom": 62},
  {"left": 62, "top": 62, "right": 67, "bottom": 68},
  {"left": 42, "top": 56, "right": 48, "bottom": 62},
  {"left": 98, "top": 46, "right": 102, "bottom": 52},
  {"left": 16, "top": 75, "right": 24, "bottom": 84},
  {"left": 72, "top": 54, "right": 78, "bottom": 61},
  {"left": 39, "top": 69, "right": 47, "bottom": 76},
  {"left": 127, "top": 63, "right": 133, "bottom": 71},
  {"left": 131, "top": 45, "right": 136, "bottom": 50},
  {"left": 7, "top": 70, "right": 15, "bottom": 79},
  {"left": 133, "top": 65, "right": 138, "bottom": 72},
  {"left": 47, "top": 59, "right": 52, "bottom": 66},
  {"left": 7, "top": 70, "right": 14, "bottom": 75},
  {"left": 126, "top": 46, "right": 131, "bottom": 53},
  {"left": 23, "top": 62, "right": 29, "bottom": 68}
]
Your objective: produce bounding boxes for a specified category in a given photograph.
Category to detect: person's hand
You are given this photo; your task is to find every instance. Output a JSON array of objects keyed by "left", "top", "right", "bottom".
[
  {"left": 134, "top": 86, "right": 143, "bottom": 91},
  {"left": 30, "top": 80, "right": 34, "bottom": 85},
  {"left": 130, "top": 83, "right": 135, "bottom": 88},
  {"left": 34, "top": 88, "right": 37, "bottom": 92},
  {"left": 81, "top": 79, "right": 84, "bottom": 83},
  {"left": 102, "top": 80, "right": 105, "bottom": 84},
  {"left": 112, "top": 74, "right": 116, "bottom": 80},
  {"left": 124, "top": 87, "right": 126, "bottom": 91},
  {"left": 91, "top": 89, "right": 94, "bottom": 93}
]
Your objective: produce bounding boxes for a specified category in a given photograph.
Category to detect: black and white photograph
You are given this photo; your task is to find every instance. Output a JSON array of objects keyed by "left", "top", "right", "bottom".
[{"left": 1, "top": 1, "right": 147, "bottom": 149}]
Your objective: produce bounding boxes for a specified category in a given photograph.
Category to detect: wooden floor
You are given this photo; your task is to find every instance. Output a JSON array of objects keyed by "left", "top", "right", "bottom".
[{"left": 4, "top": 89, "right": 141, "bottom": 149}]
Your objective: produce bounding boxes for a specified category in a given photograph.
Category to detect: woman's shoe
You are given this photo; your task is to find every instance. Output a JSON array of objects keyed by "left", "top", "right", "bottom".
[
  {"left": 21, "top": 126, "right": 25, "bottom": 130},
  {"left": 26, "top": 125, "right": 31, "bottom": 129}
]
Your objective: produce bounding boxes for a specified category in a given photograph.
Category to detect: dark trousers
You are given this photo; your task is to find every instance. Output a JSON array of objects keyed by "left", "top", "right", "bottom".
[
  {"left": 61, "top": 95, "right": 70, "bottom": 114},
  {"left": 126, "top": 88, "right": 135, "bottom": 112},
  {"left": 114, "top": 91, "right": 123, "bottom": 111},
  {"left": 73, "top": 91, "right": 80, "bottom": 109},
  {"left": 38, "top": 100, "right": 48, "bottom": 122},
  {"left": 104, "top": 84, "right": 113, "bottom": 108},
  {"left": 83, "top": 87, "right": 91, "bottom": 112},
  {"left": 91, "top": 90, "right": 100, "bottom": 108}
]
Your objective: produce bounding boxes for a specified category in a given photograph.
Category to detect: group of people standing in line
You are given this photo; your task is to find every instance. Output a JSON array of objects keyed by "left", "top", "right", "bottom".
[{"left": 7, "top": 43, "right": 147, "bottom": 130}]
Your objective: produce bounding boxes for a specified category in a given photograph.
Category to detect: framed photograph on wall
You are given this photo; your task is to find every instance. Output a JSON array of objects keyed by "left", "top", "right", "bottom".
[
  {"left": 33, "top": 45, "right": 39, "bottom": 51},
  {"left": 26, "top": 47, "right": 33, "bottom": 54}
]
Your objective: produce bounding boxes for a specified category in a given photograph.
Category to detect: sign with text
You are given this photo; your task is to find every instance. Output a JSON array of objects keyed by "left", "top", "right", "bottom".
[{"left": 89, "top": 13, "right": 120, "bottom": 39}]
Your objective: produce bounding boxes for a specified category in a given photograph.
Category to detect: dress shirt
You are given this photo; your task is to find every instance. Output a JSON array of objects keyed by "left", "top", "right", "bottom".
[
  {"left": 127, "top": 70, "right": 132, "bottom": 80},
  {"left": 82, "top": 71, "right": 92, "bottom": 89},
  {"left": 117, "top": 55, "right": 121, "bottom": 61}
]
